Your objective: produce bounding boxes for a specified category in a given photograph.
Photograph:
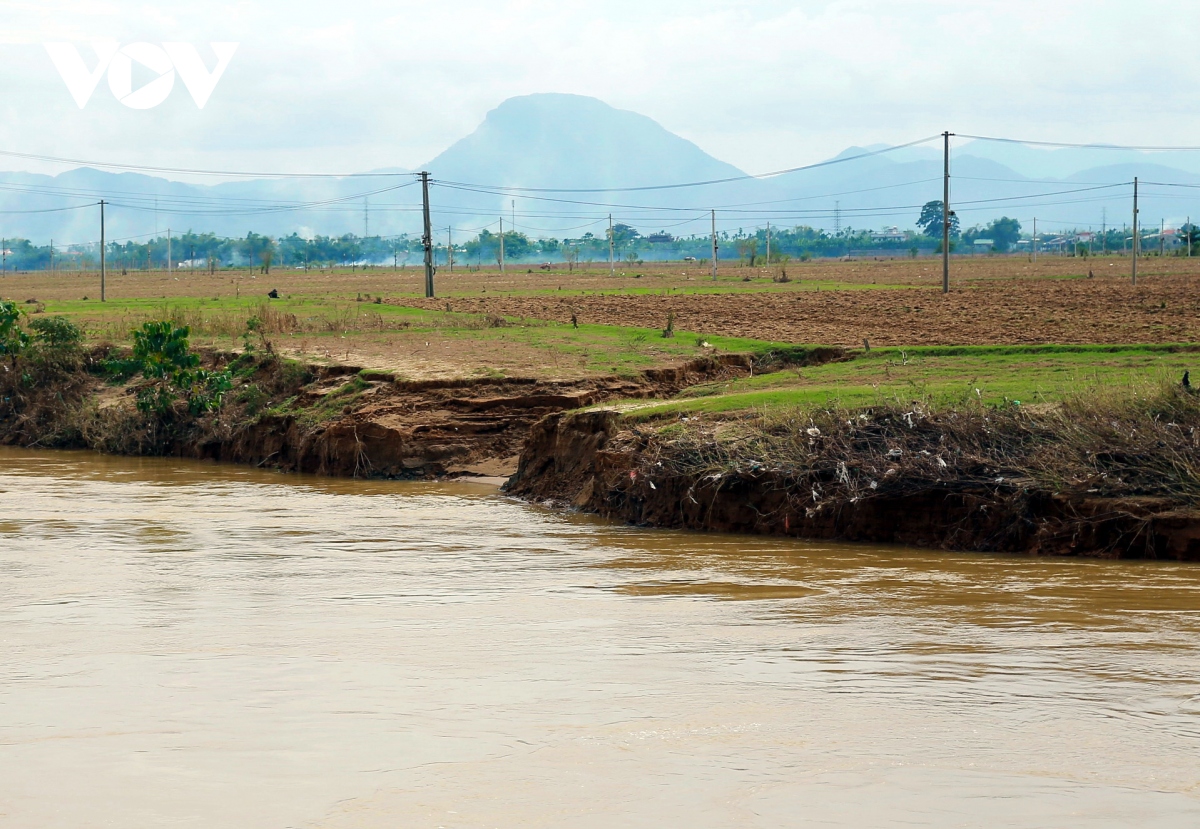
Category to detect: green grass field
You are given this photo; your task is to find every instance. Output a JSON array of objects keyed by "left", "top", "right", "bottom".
[
  {"left": 615, "top": 344, "right": 1200, "bottom": 418},
  {"left": 26, "top": 294, "right": 794, "bottom": 378}
]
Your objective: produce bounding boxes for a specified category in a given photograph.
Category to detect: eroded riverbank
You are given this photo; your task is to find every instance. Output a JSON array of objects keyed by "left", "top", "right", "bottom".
[{"left": 5, "top": 328, "right": 1200, "bottom": 558}]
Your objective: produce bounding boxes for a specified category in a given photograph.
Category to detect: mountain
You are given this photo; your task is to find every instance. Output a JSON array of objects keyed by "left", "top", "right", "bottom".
[
  {"left": 1, "top": 93, "right": 1198, "bottom": 245},
  {"left": 426, "top": 94, "right": 745, "bottom": 190}
]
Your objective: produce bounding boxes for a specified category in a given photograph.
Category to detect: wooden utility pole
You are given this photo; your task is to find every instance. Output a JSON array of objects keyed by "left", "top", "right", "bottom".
[
  {"left": 499, "top": 217, "right": 505, "bottom": 274},
  {"left": 711, "top": 209, "right": 719, "bottom": 281},
  {"left": 1132, "top": 177, "right": 1139, "bottom": 285},
  {"left": 942, "top": 131, "right": 952, "bottom": 294},
  {"left": 420, "top": 172, "right": 434, "bottom": 298},
  {"left": 609, "top": 214, "right": 615, "bottom": 277},
  {"left": 99, "top": 200, "right": 106, "bottom": 301}
]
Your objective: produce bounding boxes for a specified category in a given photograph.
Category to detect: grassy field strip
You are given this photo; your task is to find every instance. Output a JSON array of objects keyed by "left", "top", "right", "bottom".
[
  {"left": 29, "top": 294, "right": 796, "bottom": 378},
  {"left": 617, "top": 344, "right": 1200, "bottom": 418}
]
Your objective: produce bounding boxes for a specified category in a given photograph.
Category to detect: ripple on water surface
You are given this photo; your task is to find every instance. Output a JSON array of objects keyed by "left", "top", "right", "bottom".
[{"left": 1, "top": 446, "right": 1199, "bottom": 829}]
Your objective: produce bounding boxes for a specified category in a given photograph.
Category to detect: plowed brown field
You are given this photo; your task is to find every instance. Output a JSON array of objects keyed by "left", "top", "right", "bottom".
[{"left": 401, "top": 272, "right": 1200, "bottom": 346}]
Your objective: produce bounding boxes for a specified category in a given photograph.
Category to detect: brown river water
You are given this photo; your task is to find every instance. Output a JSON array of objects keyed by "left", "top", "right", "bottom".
[{"left": 2, "top": 446, "right": 1199, "bottom": 828}]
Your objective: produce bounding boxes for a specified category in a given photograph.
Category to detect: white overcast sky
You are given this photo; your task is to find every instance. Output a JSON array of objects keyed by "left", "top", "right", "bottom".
[{"left": 0, "top": 0, "right": 1195, "bottom": 178}]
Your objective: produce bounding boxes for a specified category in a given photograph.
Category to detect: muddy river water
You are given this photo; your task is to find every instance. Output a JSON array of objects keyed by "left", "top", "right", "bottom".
[{"left": 2, "top": 446, "right": 1199, "bottom": 828}]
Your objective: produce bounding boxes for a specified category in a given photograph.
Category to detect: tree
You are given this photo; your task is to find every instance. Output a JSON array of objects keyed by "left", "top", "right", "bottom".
[
  {"left": 736, "top": 238, "right": 759, "bottom": 266},
  {"left": 1182, "top": 223, "right": 1199, "bottom": 255},
  {"left": 985, "top": 217, "right": 1022, "bottom": 252},
  {"left": 917, "top": 201, "right": 959, "bottom": 239}
]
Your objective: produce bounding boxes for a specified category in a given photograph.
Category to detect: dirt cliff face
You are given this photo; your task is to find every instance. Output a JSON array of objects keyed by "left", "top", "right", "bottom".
[
  {"left": 0, "top": 350, "right": 770, "bottom": 480},
  {"left": 507, "top": 411, "right": 1200, "bottom": 561}
]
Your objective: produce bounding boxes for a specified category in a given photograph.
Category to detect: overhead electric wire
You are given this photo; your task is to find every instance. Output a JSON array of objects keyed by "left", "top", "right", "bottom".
[
  {"left": 0, "top": 201, "right": 98, "bottom": 215},
  {"left": 0, "top": 148, "right": 419, "bottom": 179},
  {"left": 435, "top": 135, "right": 943, "bottom": 194},
  {"left": 105, "top": 180, "right": 420, "bottom": 217},
  {"left": 959, "top": 134, "right": 1200, "bottom": 152}
]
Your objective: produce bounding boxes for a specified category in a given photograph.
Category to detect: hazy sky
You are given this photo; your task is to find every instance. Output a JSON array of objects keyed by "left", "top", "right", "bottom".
[{"left": 0, "top": 0, "right": 1195, "bottom": 178}]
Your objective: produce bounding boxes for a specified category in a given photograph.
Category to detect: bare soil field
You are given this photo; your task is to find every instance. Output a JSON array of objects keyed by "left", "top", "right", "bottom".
[
  {"left": 402, "top": 272, "right": 1200, "bottom": 346},
  {"left": 5, "top": 257, "right": 1198, "bottom": 362},
  {"left": 5, "top": 254, "right": 1197, "bottom": 304}
]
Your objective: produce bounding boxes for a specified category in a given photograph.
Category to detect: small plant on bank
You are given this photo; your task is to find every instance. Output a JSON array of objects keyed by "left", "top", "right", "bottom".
[
  {"left": 0, "top": 299, "right": 30, "bottom": 365},
  {"left": 241, "top": 315, "right": 274, "bottom": 355},
  {"left": 111, "top": 322, "right": 233, "bottom": 416}
]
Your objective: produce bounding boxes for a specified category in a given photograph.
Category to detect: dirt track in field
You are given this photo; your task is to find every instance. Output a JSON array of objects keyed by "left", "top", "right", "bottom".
[{"left": 400, "top": 274, "right": 1200, "bottom": 346}]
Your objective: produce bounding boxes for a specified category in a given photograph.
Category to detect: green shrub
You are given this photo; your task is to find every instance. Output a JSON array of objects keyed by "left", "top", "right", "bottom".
[
  {"left": 28, "top": 316, "right": 84, "bottom": 350},
  {"left": 113, "top": 321, "right": 233, "bottom": 416},
  {"left": 0, "top": 300, "right": 29, "bottom": 361}
]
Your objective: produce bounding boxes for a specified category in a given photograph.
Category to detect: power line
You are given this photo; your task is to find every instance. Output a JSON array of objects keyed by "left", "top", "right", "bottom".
[
  {"left": 435, "top": 135, "right": 943, "bottom": 194},
  {"left": 0, "top": 148, "right": 420, "bottom": 179},
  {"left": 960, "top": 134, "right": 1200, "bottom": 152}
]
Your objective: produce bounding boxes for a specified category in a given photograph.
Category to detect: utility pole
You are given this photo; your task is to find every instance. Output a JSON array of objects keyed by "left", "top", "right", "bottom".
[
  {"left": 448, "top": 226, "right": 454, "bottom": 272},
  {"left": 167, "top": 228, "right": 172, "bottom": 273},
  {"left": 1132, "top": 177, "right": 1139, "bottom": 285},
  {"left": 1161, "top": 219, "right": 1166, "bottom": 257},
  {"left": 711, "top": 209, "right": 719, "bottom": 281},
  {"left": 1032, "top": 218, "right": 1037, "bottom": 262},
  {"left": 1189, "top": 216, "right": 1193, "bottom": 258},
  {"left": 942, "top": 131, "right": 953, "bottom": 294},
  {"left": 420, "top": 172, "right": 434, "bottom": 298},
  {"left": 50, "top": 239, "right": 54, "bottom": 272},
  {"left": 1101, "top": 207, "right": 1107, "bottom": 254},
  {"left": 1, "top": 236, "right": 5, "bottom": 275},
  {"left": 766, "top": 221, "right": 771, "bottom": 267},
  {"left": 364, "top": 197, "right": 369, "bottom": 239},
  {"left": 608, "top": 214, "right": 615, "bottom": 277},
  {"left": 499, "top": 217, "right": 506, "bottom": 274},
  {"left": 99, "top": 200, "right": 106, "bottom": 302}
]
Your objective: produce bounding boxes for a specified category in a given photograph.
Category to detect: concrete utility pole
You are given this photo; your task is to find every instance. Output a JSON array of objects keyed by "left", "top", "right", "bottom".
[
  {"left": 1189, "top": 216, "right": 1193, "bottom": 258},
  {"left": 420, "top": 172, "right": 434, "bottom": 298},
  {"left": 499, "top": 217, "right": 506, "bottom": 274},
  {"left": 609, "top": 214, "right": 615, "bottom": 277},
  {"left": 49, "top": 239, "right": 54, "bottom": 272},
  {"left": 1032, "top": 218, "right": 1037, "bottom": 262},
  {"left": 711, "top": 209, "right": 719, "bottom": 281},
  {"left": 364, "top": 197, "right": 369, "bottom": 239},
  {"left": 167, "top": 228, "right": 172, "bottom": 273},
  {"left": 766, "top": 221, "right": 771, "bottom": 267},
  {"left": 1161, "top": 219, "right": 1166, "bottom": 257},
  {"left": 942, "top": 131, "right": 953, "bottom": 294},
  {"left": 448, "top": 226, "right": 454, "bottom": 272},
  {"left": 1132, "top": 177, "right": 1139, "bottom": 286},
  {"left": 99, "top": 200, "right": 106, "bottom": 302}
]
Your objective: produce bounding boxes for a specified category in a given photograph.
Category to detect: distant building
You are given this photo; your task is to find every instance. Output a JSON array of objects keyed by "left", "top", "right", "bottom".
[
  {"left": 870, "top": 226, "right": 908, "bottom": 242},
  {"left": 644, "top": 232, "right": 674, "bottom": 244}
]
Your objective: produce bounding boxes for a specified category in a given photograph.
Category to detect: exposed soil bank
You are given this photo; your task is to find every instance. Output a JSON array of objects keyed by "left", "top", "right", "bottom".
[
  {"left": 507, "top": 410, "right": 1200, "bottom": 561},
  {"left": 0, "top": 348, "right": 802, "bottom": 480}
]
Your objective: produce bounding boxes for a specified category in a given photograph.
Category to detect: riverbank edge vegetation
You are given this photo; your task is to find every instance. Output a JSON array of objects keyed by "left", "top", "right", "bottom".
[{"left": 5, "top": 300, "right": 1200, "bottom": 559}]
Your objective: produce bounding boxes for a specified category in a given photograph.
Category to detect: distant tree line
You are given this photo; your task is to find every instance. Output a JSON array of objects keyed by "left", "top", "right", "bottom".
[{"left": 3, "top": 212, "right": 1194, "bottom": 273}]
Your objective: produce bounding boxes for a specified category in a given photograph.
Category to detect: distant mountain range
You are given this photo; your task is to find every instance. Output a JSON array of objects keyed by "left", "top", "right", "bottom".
[{"left": 2, "top": 93, "right": 1198, "bottom": 245}]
